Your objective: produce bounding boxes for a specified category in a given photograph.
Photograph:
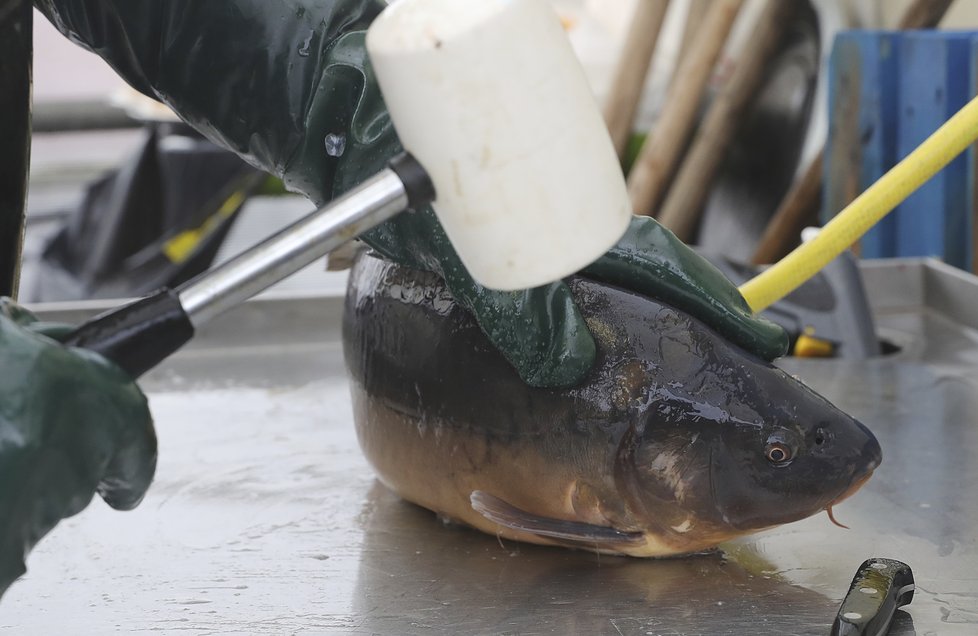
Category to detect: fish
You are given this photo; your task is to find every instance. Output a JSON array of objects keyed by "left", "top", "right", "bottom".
[{"left": 343, "top": 253, "right": 882, "bottom": 557}]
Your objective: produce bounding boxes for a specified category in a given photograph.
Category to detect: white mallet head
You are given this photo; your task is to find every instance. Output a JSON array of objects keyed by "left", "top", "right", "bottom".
[{"left": 367, "top": 0, "right": 631, "bottom": 291}]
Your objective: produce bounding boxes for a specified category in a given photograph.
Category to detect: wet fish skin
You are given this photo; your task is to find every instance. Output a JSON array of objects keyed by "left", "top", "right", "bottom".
[{"left": 344, "top": 254, "right": 881, "bottom": 556}]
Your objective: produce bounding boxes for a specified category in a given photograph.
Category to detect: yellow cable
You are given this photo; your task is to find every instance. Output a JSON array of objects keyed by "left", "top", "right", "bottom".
[{"left": 739, "top": 92, "right": 978, "bottom": 313}]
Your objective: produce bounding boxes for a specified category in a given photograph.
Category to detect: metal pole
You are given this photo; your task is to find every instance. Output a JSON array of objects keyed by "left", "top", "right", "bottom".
[
  {"left": 0, "top": 0, "right": 31, "bottom": 298},
  {"left": 177, "top": 169, "right": 408, "bottom": 327}
]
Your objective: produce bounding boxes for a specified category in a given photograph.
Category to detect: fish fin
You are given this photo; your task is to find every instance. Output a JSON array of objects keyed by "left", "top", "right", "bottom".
[{"left": 470, "top": 491, "right": 644, "bottom": 547}]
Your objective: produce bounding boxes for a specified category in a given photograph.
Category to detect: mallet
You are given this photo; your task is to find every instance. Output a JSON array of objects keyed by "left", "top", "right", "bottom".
[{"left": 60, "top": 0, "right": 631, "bottom": 378}]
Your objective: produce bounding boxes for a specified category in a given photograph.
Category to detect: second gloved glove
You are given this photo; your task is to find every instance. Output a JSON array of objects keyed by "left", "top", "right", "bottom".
[{"left": 0, "top": 299, "right": 157, "bottom": 599}]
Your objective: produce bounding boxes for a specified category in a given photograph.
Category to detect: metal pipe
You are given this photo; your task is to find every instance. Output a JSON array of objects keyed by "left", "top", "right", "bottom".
[{"left": 177, "top": 169, "right": 408, "bottom": 326}]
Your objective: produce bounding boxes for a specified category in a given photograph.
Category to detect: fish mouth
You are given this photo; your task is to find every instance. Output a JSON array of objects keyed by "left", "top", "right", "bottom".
[
  {"left": 825, "top": 470, "right": 873, "bottom": 530},
  {"left": 830, "top": 470, "right": 875, "bottom": 507},
  {"left": 823, "top": 471, "right": 874, "bottom": 529},
  {"left": 827, "top": 419, "right": 881, "bottom": 511}
]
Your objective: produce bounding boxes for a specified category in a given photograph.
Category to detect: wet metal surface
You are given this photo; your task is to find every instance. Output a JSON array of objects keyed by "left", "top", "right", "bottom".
[{"left": 3, "top": 261, "right": 978, "bottom": 634}]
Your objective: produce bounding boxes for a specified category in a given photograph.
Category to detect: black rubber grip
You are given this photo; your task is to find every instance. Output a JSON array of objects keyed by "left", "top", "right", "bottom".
[
  {"left": 831, "top": 558, "right": 915, "bottom": 636},
  {"left": 388, "top": 152, "right": 436, "bottom": 210},
  {"left": 61, "top": 288, "right": 195, "bottom": 379}
]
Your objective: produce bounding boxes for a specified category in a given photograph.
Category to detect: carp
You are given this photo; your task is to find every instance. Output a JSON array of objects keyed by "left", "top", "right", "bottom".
[{"left": 343, "top": 254, "right": 881, "bottom": 556}]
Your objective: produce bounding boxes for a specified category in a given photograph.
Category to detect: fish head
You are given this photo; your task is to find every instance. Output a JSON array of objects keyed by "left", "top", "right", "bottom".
[
  {"left": 703, "top": 366, "right": 882, "bottom": 533},
  {"left": 617, "top": 353, "right": 881, "bottom": 551}
]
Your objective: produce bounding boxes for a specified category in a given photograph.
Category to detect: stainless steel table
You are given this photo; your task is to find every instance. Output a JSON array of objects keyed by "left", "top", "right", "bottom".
[{"left": 3, "top": 259, "right": 976, "bottom": 635}]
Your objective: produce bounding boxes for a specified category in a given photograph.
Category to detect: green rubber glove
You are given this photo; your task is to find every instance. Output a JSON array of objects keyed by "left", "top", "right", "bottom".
[
  {"left": 36, "top": 0, "right": 787, "bottom": 387},
  {"left": 0, "top": 299, "right": 156, "bottom": 599}
]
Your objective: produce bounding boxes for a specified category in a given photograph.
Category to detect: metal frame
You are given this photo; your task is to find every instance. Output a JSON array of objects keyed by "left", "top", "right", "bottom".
[{"left": 0, "top": 0, "right": 31, "bottom": 298}]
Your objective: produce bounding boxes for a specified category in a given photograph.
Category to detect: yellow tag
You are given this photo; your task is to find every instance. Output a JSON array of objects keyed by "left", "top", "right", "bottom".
[
  {"left": 163, "top": 190, "right": 247, "bottom": 264},
  {"left": 794, "top": 329, "right": 835, "bottom": 358}
]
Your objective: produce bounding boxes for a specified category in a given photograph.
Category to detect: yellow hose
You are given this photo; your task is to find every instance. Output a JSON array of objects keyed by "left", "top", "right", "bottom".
[{"left": 739, "top": 93, "right": 978, "bottom": 313}]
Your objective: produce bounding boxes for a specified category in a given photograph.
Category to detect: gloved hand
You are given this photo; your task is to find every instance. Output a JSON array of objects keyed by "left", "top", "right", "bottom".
[
  {"left": 0, "top": 299, "right": 156, "bottom": 598},
  {"left": 36, "top": 0, "right": 787, "bottom": 387}
]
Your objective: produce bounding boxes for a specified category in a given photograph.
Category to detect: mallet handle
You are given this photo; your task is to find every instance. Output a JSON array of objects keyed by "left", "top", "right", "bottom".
[
  {"left": 63, "top": 154, "right": 433, "bottom": 378},
  {"left": 177, "top": 168, "right": 409, "bottom": 327}
]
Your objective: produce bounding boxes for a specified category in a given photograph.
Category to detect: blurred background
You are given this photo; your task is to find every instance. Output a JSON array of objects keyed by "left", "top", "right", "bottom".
[
  {"left": 10, "top": 4, "right": 978, "bottom": 631},
  {"left": 26, "top": 9, "right": 349, "bottom": 303}
]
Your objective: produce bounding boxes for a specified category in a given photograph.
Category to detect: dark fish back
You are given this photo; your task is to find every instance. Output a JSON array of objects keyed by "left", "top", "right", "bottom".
[
  {"left": 342, "top": 254, "right": 774, "bottom": 447},
  {"left": 344, "top": 255, "right": 583, "bottom": 447}
]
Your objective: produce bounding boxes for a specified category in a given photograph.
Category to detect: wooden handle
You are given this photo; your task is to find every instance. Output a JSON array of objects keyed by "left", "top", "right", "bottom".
[
  {"left": 898, "top": 0, "right": 953, "bottom": 29},
  {"left": 751, "top": 153, "right": 822, "bottom": 264},
  {"left": 657, "top": 0, "right": 795, "bottom": 242},
  {"left": 603, "top": 0, "right": 671, "bottom": 161},
  {"left": 627, "top": 0, "right": 744, "bottom": 217},
  {"left": 677, "top": 0, "right": 710, "bottom": 61}
]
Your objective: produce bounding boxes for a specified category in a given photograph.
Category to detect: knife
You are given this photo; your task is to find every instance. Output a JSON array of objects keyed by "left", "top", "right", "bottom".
[{"left": 830, "top": 558, "right": 915, "bottom": 636}]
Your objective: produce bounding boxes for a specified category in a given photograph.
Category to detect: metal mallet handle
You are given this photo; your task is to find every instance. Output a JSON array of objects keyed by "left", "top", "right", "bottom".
[{"left": 61, "top": 153, "right": 433, "bottom": 378}]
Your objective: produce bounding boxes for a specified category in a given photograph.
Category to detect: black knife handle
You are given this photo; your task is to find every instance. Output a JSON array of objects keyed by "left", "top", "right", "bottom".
[{"left": 831, "top": 558, "right": 915, "bottom": 636}]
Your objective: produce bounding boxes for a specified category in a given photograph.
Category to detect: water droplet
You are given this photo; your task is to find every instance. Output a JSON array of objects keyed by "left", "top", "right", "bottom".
[
  {"left": 298, "top": 30, "right": 314, "bottom": 57},
  {"left": 325, "top": 133, "right": 347, "bottom": 157},
  {"left": 859, "top": 587, "right": 877, "bottom": 595},
  {"left": 843, "top": 612, "right": 862, "bottom": 620}
]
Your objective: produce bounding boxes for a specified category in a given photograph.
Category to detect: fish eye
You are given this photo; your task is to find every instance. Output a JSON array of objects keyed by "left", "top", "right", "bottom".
[{"left": 765, "top": 441, "right": 793, "bottom": 466}]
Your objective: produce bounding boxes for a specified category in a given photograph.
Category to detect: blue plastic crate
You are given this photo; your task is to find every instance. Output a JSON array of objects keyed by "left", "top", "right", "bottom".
[{"left": 823, "top": 30, "right": 977, "bottom": 271}]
